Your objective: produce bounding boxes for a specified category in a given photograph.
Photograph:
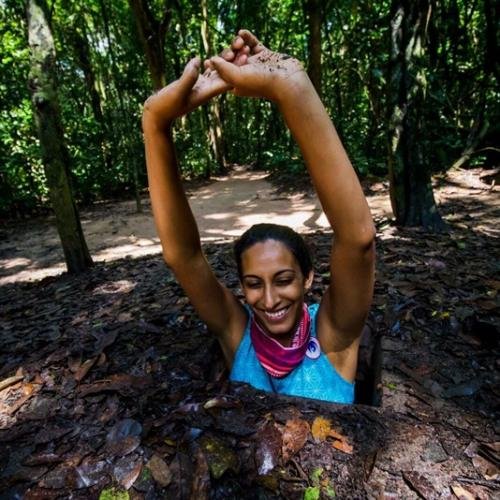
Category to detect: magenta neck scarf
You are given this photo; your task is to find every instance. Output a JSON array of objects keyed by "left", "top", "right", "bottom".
[{"left": 250, "top": 304, "right": 311, "bottom": 378}]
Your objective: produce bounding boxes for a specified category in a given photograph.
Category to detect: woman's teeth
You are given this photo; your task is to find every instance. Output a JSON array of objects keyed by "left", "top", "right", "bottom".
[{"left": 264, "top": 306, "right": 290, "bottom": 320}]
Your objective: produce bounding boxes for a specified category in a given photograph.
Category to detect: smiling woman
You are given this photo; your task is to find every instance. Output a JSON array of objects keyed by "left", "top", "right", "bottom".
[{"left": 142, "top": 30, "right": 375, "bottom": 404}]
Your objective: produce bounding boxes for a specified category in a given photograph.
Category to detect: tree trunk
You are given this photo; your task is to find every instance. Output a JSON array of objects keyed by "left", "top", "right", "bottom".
[
  {"left": 27, "top": 0, "right": 93, "bottom": 273},
  {"left": 304, "top": 0, "right": 322, "bottom": 96},
  {"left": 387, "top": 0, "right": 445, "bottom": 231},
  {"left": 200, "top": 0, "right": 227, "bottom": 172},
  {"left": 128, "top": 0, "right": 169, "bottom": 90}
]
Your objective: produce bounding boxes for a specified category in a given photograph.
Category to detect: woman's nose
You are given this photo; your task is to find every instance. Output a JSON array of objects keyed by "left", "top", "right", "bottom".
[{"left": 263, "top": 285, "right": 278, "bottom": 309}]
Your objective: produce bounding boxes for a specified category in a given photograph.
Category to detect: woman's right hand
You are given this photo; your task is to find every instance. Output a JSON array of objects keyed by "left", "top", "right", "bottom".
[{"left": 209, "top": 29, "right": 311, "bottom": 102}]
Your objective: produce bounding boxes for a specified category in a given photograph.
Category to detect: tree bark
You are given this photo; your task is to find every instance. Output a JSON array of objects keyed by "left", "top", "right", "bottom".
[
  {"left": 128, "top": 0, "right": 170, "bottom": 90},
  {"left": 304, "top": 0, "right": 322, "bottom": 96},
  {"left": 387, "top": 0, "right": 445, "bottom": 231},
  {"left": 27, "top": 0, "right": 93, "bottom": 273},
  {"left": 200, "top": 0, "right": 227, "bottom": 172}
]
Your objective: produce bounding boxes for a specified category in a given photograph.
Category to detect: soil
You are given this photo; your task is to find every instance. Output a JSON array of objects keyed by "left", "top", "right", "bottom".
[
  {"left": 0, "top": 165, "right": 393, "bottom": 285},
  {"left": 0, "top": 165, "right": 499, "bottom": 499}
]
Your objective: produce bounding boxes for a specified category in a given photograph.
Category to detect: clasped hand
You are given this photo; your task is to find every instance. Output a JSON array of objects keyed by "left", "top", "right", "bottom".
[{"left": 142, "top": 30, "right": 308, "bottom": 131}]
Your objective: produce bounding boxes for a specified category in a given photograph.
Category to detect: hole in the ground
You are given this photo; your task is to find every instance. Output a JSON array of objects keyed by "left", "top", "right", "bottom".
[{"left": 354, "top": 321, "right": 382, "bottom": 406}]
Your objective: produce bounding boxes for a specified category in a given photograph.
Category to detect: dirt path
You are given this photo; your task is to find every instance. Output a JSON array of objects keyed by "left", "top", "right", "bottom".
[{"left": 0, "top": 166, "right": 496, "bottom": 285}]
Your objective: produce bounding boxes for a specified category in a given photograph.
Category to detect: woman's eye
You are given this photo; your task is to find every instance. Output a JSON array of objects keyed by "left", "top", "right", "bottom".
[
  {"left": 276, "top": 279, "right": 293, "bottom": 286},
  {"left": 245, "top": 282, "right": 262, "bottom": 289}
]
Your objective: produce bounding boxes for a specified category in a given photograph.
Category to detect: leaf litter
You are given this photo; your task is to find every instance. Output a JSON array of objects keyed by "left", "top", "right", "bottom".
[{"left": 0, "top": 167, "right": 498, "bottom": 498}]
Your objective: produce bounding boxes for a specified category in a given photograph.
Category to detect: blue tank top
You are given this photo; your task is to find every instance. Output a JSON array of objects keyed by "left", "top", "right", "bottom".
[{"left": 230, "top": 304, "right": 354, "bottom": 404}]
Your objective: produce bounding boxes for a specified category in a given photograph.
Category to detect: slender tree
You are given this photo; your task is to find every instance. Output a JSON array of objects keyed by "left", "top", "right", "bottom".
[
  {"left": 27, "top": 0, "right": 93, "bottom": 272},
  {"left": 128, "top": 0, "right": 170, "bottom": 90},
  {"left": 387, "top": 0, "right": 444, "bottom": 230},
  {"left": 304, "top": 0, "right": 322, "bottom": 96},
  {"left": 200, "top": 0, "right": 227, "bottom": 171}
]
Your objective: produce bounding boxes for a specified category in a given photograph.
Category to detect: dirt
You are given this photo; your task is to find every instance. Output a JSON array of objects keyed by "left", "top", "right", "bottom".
[
  {"left": 1, "top": 165, "right": 497, "bottom": 286},
  {"left": 0, "top": 165, "right": 392, "bottom": 285}
]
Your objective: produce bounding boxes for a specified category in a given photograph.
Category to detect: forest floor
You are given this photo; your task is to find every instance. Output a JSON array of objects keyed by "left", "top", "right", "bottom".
[{"left": 0, "top": 166, "right": 499, "bottom": 499}]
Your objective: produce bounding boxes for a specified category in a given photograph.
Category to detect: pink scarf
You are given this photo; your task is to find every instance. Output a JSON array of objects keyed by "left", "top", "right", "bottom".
[{"left": 250, "top": 304, "right": 311, "bottom": 378}]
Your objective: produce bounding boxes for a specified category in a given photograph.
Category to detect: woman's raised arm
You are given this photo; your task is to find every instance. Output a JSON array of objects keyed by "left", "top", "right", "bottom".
[
  {"left": 210, "top": 31, "right": 375, "bottom": 380},
  {"left": 142, "top": 56, "right": 247, "bottom": 364}
]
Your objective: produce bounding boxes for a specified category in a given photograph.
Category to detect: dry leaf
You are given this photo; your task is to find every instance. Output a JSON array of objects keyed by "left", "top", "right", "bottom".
[
  {"left": 311, "top": 416, "right": 332, "bottom": 441},
  {"left": 332, "top": 439, "right": 353, "bottom": 454},
  {"left": 450, "top": 484, "right": 475, "bottom": 500},
  {"left": 75, "top": 357, "right": 97, "bottom": 382},
  {"left": 472, "top": 455, "right": 499, "bottom": 480},
  {"left": 311, "top": 416, "right": 352, "bottom": 453},
  {"left": 282, "top": 418, "right": 310, "bottom": 461},
  {"left": 147, "top": 454, "right": 172, "bottom": 487}
]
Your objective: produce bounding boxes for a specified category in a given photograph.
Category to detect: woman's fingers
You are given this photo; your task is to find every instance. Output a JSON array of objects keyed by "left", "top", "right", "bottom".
[
  {"left": 231, "top": 36, "right": 244, "bottom": 51},
  {"left": 210, "top": 56, "right": 242, "bottom": 87},
  {"left": 178, "top": 57, "right": 201, "bottom": 94},
  {"left": 237, "top": 29, "right": 265, "bottom": 53}
]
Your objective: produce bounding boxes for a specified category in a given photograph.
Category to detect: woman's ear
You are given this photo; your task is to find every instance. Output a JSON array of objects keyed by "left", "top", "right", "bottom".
[{"left": 304, "top": 270, "right": 314, "bottom": 291}]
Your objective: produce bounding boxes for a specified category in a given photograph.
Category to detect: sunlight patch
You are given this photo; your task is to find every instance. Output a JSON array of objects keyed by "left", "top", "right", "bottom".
[{"left": 93, "top": 279, "right": 136, "bottom": 295}]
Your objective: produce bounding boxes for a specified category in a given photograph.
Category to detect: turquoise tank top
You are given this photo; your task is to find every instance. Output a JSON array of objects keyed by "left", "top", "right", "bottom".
[{"left": 230, "top": 304, "right": 354, "bottom": 404}]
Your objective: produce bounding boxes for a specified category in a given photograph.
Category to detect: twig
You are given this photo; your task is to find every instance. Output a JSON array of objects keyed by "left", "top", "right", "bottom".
[
  {"left": 454, "top": 476, "right": 500, "bottom": 489},
  {"left": 0, "top": 375, "right": 24, "bottom": 392}
]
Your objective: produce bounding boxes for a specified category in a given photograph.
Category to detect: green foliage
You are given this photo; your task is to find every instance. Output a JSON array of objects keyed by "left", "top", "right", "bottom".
[
  {"left": 98, "top": 487, "right": 129, "bottom": 500},
  {"left": 0, "top": 0, "right": 497, "bottom": 217},
  {"left": 304, "top": 486, "right": 321, "bottom": 500}
]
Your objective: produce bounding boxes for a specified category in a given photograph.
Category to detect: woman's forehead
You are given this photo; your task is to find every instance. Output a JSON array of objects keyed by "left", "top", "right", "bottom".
[{"left": 241, "top": 240, "right": 299, "bottom": 273}]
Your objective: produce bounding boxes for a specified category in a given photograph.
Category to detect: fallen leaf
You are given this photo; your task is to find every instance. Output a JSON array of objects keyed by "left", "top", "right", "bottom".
[
  {"left": 106, "top": 419, "right": 142, "bottom": 457},
  {"left": 282, "top": 418, "right": 310, "bottom": 461},
  {"left": 304, "top": 486, "right": 320, "bottom": 500},
  {"left": 98, "top": 486, "right": 130, "bottom": 500},
  {"left": 75, "top": 460, "right": 108, "bottom": 488},
  {"left": 332, "top": 439, "right": 353, "bottom": 454},
  {"left": 450, "top": 484, "right": 475, "bottom": 500},
  {"left": 75, "top": 357, "right": 98, "bottom": 382},
  {"left": 255, "top": 422, "right": 282, "bottom": 475},
  {"left": 146, "top": 454, "right": 172, "bottom": 487},
  {"left": 472, "top": 455, "right": 499, "bottom": 480},
  {"left": 114, "top": 456, "right": 142, "bottom": 489},
  {"left": 191, "top": 448, "right": 210, "bottom": 500},
  {"left": 311, "top": 416, "right": 331, "bottom": 441},
  {"left": 199, "top": 435, "right": 239, "bottom": 479},
  {"left": 403, "top": 471, "right": 438, "bottom": 498}
]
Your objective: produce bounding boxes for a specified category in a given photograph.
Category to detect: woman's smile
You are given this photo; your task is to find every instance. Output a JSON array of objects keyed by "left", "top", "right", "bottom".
[{"left": 262, "top": 305, "right": 291, "bottom": 322}]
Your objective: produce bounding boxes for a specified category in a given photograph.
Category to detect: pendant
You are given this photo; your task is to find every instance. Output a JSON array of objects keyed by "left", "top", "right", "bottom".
[{"left": 306, "top": 337, "right": 321, "bottom": 359}]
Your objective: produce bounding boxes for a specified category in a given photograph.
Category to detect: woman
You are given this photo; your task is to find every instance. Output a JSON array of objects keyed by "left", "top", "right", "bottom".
[{"left": 142, "top": 30, "right": 375, "bottom": 404}]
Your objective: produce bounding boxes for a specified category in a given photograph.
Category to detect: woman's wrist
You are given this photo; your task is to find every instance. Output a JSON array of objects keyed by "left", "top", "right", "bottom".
[
  {"left": 142, "top": 109, "right": 174, "bottom": 135},
  {"left": 275, "top": 72, "right": 316, "bottom": 109}
]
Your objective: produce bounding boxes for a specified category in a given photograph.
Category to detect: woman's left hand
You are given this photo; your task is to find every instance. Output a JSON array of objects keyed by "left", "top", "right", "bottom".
[{"left": 142, "top": 36, "right": 250, "bottom": 131}]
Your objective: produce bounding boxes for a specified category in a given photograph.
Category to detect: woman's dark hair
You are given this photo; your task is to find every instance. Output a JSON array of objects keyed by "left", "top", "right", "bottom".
[{"left": 234, "top": 223, "right": 313, "bottom": 279}]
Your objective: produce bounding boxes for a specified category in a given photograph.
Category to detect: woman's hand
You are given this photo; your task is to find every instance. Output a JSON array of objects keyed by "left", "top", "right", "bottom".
[
  {"left": 142, "top": 57, "right": 225, "bottom": 131},
  {"left": 209, "top": 29, "right": 311, "bottom": 102},
  {"left": 142, "top": 35, "right": 251, "bottom": 131}
]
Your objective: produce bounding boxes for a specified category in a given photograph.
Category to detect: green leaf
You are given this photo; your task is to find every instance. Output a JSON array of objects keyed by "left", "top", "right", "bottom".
[
  {"left": 310, "top": 466, "right": 323, "bottom": 484},
  {"left": 99, "top": 487, "right": 129, "bottom": 500},
  {"left": 304, "top": 486, "right": 321, "bottom": 500}
]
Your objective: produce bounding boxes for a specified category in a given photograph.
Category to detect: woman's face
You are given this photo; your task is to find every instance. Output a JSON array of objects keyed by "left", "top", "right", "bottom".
[{"left": 240, "top": 239, "right": 313, "bottom": 343}]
